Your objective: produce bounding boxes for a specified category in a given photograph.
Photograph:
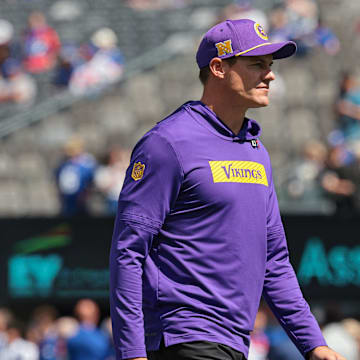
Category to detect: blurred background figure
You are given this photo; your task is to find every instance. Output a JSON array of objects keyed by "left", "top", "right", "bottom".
[
  {"left": 67, "top": 299, "right": 108, "bottom": 360},
  {"left": 125, "top": 0, "right": 189, "bottom": 11},
  {"left": 321, "top": 303, "right": 359, "bottom": 360},
  {"left": 281, "top": 140, "right": 332, "bottom": 213},
  {"left": 0, "top": 19, "right": 14, "bottom": 61},
  {"left": 69, "top": 27, "right": 124, "bottom": 96},
  {"left": 23, "top": 11, "right": 61, "bottom": 74},
  {"left": 282, "top": 0, "right": 319, "bottom": 56},
  {"left": 248, "top": 305, "right": 270, "bottom": 360},
  {"left": 94, "top": 147, "right": 130, "bottom": 215},
  {"left": 322, "top": 320, "right": 358, "bottom": 360},
  {"left": 268, "top": 5, "right": 292, "bottom": 43},
  {"left": 0, "top": 19, "right": 20, "bottom": 77},
  {"left": 0, "top": 308, "right": 14, "bottom": 351},
  {"left": 0, "top": 318, "right": 39, "bottom": 360},
  {"left": 0, "top": 18, "right": 23, "bottom": 69},
  {"left": 320, "top": 144, "right": 358, "bottom": 216},
  {"left": 100, "top": 317, "right": 116, "bottom": 360},
  {"left": 53, "top": 44, "right": 80, "bottom": 89},
  {"left": 0, "top": 18, "right": 31, "bottom": 105},
  {"left": 335, "top": 71, "right": 360, "bottom": 141},
  {"left": 27, "top": 305, "right": 59, "bottom": 360},
  {"left": 342, "top": 318, "right": 360, "bottom": 356},
  {"left": 55, "top": 137, "right": 97, "bottom": 216},
  {"left": 264, "top": 306, "right": 303, "bottom": 360},
  {"left": 313, "top": 17, "right": 340, "bottom": 56},
  {"left": 55, "top": 316, "right": 80, "bottom": 360},
  {"left": 0, "top": 58, "right": 37, "bottom": 105},
  {"left": 219, "top": 0, "right": 268, "bottom": 30},
  {"left": 267, "top": 0, "right": 339, "bottom": 57}
]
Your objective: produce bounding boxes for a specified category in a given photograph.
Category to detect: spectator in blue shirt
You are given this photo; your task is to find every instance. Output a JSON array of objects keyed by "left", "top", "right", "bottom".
[
  {"left": 67, "top": 299, "right": 108, "bottom": 360},
  {"left": 55, "top": 137, "right": 97, "bottom": 216}
]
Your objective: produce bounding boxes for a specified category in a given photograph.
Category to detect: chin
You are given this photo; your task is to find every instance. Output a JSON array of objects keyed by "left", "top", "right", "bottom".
[
  {"left": 250, "top": 99, "right": 270, "bottom": 108},
  {"left": 256, "top": 96, "right": 270, "bottom": 107}
]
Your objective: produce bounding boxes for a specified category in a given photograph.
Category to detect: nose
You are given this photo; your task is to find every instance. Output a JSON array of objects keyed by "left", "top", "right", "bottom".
[{"left": 264, "top": 69, "right": 275, "bottom": 82}]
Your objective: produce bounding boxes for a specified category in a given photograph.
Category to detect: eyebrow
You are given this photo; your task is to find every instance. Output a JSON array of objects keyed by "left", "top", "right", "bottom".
[{"left": 247, "top": 57, "right": 274, "bottom": 66}]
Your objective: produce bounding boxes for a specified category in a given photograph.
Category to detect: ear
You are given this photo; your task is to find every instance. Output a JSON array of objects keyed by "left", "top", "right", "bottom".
[{"left": 209, "top": 58, "right": 226, "bottom": 79}]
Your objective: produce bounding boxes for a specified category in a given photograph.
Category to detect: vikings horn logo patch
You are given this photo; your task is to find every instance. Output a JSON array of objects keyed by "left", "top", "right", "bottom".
[
  {"left": 131, "top": 161, "right": 145, "bottom": 181},
  {"left": 254, "top": 23, "right": 268, "bottom": 41}
]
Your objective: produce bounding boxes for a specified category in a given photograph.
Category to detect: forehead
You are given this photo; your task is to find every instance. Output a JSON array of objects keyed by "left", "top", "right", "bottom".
[{"left": 240, "top": 55, "right": 274, "bottom": 63}]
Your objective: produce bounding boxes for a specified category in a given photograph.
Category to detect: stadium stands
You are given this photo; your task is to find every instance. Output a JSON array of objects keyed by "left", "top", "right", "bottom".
[{"left": 0, "top": 0, "right": 359, "bottom": 215}]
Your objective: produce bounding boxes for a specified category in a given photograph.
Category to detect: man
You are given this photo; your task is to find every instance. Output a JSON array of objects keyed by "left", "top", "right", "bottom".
[
  {"left": 110, "top": 19, "right": 345, "bottom": 360},
  {"left": 67, "top": 299, "right": 109, "bottom": 360},
  {"left": 55, "top": 137, "right": 97, "bottom": 216}
]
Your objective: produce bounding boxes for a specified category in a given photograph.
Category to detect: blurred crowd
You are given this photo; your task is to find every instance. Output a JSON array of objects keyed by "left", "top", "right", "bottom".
[
  {"left": 219, "top": 0, "right": 340, "bottom": 57},
  {"left": 0, "top": 10, "right": 124, "bottom": 106},
  {"left": 2, "top": 0, "right": 360, "bottom": 217},
  {"left": 280, "top": 71, "right": 360, "bottom": 216},
  {"left": 0, "top": 299, "right": 115, "bottom": 360},
  {"left": 0, "top": 0, "right": 342, "bottom": 106},
  {"left": 0, "top": 0, "right": 341, "bottom": 104},
  {"left": 1, "top": 300, "right": 360, "bottom": 360},
  {"left": 248, "top": 303, "right": 360, "bottom": 360},
  {"left": 124, "top": 0, "right": 191, "bottom": 10}
]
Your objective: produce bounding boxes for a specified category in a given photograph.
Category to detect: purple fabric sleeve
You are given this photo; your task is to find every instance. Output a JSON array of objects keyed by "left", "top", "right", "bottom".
[
  {"left": 262, "top": 176, "right": 327, "bottom": 357},
  {"left": 109, "top": 131, "right": 183, "bottom": 360}
]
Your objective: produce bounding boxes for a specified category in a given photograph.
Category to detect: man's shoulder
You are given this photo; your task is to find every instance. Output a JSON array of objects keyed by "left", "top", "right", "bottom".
[
  {"left": 156, "top": 102, "right": 194, "bottom": 133},
  {"left": 141, "top": 102, "right": 196, "bottom": 144}
]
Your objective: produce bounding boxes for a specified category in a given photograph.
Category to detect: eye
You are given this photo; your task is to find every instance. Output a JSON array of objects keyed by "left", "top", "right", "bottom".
[
  {"left": 252, "top": 62, "right": 273, "bottom": 69},
  {"left": 252, "top": 62, "right": 265, "bottom": 69}
]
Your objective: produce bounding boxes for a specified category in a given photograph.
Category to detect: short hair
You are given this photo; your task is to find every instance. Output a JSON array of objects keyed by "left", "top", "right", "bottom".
[{"left": 198, "top": 56, "right": 238, "bottom": 85}]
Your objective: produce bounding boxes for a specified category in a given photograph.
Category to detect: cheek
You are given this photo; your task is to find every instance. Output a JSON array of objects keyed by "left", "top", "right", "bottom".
[
  {"left": 228, "top": 72, "right": 247, "bottom": 92},
  {"left": 236, "top": 72, "right": 259, "bottom": 92}
]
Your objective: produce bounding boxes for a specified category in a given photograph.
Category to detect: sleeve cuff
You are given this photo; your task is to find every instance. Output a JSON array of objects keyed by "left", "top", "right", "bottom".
[{"left": 116, "top": 347, "right": 147, "bottom": 360}]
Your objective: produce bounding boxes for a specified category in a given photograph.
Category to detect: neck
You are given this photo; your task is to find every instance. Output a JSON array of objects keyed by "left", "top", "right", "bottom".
[{"left": 200, "top": 87, "right": 247, "bottom": 135}]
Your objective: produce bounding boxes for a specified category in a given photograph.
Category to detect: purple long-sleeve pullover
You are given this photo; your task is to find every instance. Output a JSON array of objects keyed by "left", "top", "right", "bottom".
[{"left": 109, "top": 101, "right": 327, "bottom": 359}]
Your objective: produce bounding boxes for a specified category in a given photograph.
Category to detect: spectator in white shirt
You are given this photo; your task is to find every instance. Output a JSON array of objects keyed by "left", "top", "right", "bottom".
[{"left": 0, "top": 319, "right": 39, "bottom": 360}]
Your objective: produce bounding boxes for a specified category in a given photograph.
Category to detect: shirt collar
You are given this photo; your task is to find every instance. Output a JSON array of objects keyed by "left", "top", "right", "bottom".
[{"left": 185, "top": 101, "right": 261, "bottom": 141}]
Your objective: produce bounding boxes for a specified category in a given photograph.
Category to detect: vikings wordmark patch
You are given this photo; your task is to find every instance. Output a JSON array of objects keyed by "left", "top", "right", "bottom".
[
  {"left": 215, "top": 40, "right": 233, "bottom": 57},
  {"left": 131, "top": 161, "right": 145, "bottom": 181},
  {"left": 254, "top": 23, "right": 268, "bottom": 41},
  {"left": 209, "top": 161, "right": 268, "bottom": 186}
]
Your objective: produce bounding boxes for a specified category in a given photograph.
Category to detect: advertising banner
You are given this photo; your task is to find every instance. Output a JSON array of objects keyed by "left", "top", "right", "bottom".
[
  {"left": 0, "top": 216, "right": 359, "bottom": 306},
  {"left": 0, "top": 218, "right": 114, "bottom": 305}
]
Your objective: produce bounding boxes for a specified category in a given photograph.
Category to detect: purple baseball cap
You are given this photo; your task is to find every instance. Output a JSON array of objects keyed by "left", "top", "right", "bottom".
[{"left": 196, "top": 19, "right": 297, "bottom": 68}]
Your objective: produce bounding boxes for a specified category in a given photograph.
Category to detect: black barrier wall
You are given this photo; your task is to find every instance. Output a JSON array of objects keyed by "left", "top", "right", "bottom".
[{"left": 1, "top": 216, "right": 359, "bottom": 310}]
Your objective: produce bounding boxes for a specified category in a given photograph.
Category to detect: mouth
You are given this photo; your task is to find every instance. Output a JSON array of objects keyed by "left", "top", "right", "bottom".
[{"left": 256, "top": 87, "right": 269, "bottom": 93}]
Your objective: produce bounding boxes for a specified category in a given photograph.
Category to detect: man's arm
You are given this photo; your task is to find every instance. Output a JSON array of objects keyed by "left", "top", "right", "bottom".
[
  {"left": 262, "top": 174, "right": 332, "bottom": 357},
  {"left": 110, "top": 131, "right": 183, "bottom": 360},
  {"left": 110, "top": 223, "right": 155, "bottom": 359}
]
